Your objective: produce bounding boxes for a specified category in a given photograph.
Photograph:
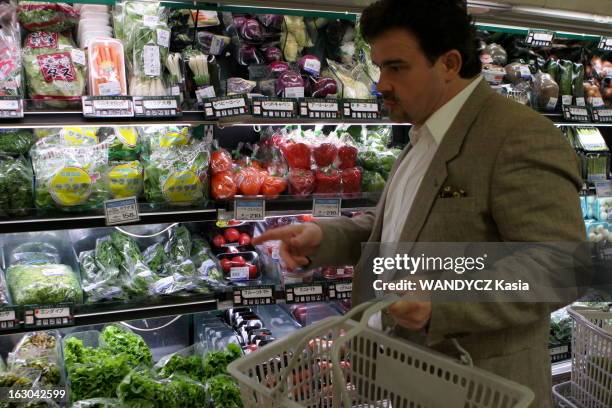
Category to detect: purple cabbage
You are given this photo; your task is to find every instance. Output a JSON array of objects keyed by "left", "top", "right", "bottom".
[
  {"left": 311, "top": 77, "right": 338, "bottom": 98},
  {"left": 264, "top": 47, "right": 282, "bottom": 63},
  {"left": 238, "top": 44, "right": 264, "bottom": 65},
  {"left": 276, "top": 71, "right": 305, "bottom": 96},
  {"left": 298, "top": 55, "right": 321, "bottom": 76},
  {"left": 257, "top": 14, "right": 283, "bottom": 30},
  {"left": 241, "top": 18, "right": 263, "bottom": 42},
  {"left": 269, "top": 61, "right": 290, "bottom": 75}
]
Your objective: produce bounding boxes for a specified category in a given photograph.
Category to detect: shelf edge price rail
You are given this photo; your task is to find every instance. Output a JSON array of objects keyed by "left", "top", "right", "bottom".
[
  {"left": 562, "top": 105, "right": 590, "bottom": 122},
  {"left": 24, "top": 304, "right": 74, "bottom": 328},
  {"left": 0, "top": 307, "right": 21, "bottom": 331},
  {"left": 326, "top": 280, "right": 353, "bottom": 300},
  {"left": 525, "top": 30, "right": 554, "bottom": 47},
  {"left": 299, "top": 98, "right": 341, "bottom": 119},
  {"left": 342, "top": 99, "right": 382, "bottom": 120},
  {"left": 233, "top": 285, "right": 276, "bottom": 306},
  {"left": 313, "top": 197, "right": 341, "bottom": 218},
  {"left": 82, "top": 96, "right": 134, "bottom": 118},
  {"left": 285, "top": 283, "right": 325, "bottom": 304},
  {"left": 252, "top": 97, "right": 297, "bottom": 119},
  {"left": 203, "top": 95, "right": 250, "bottom": 119},
  {"left": 234, "top": 197, "right": 265, "bottom": 221},
  {"left": 591, "top": 107, "right": 612, "bottom": 123},
  {"left": 133, "top": 96, "right": 182, "bottom": 117},
  {"left": 0, "top": 96, "right": 24, "bottom": 119}
]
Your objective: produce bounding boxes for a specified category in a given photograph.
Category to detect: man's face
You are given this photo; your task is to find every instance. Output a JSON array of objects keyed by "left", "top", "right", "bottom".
[{"left": 371, "top": 28, "right": 447, "bottom": 124}]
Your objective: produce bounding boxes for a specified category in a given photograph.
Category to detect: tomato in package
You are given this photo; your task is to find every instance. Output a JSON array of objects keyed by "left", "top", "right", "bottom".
[
  {"left": 210, "top": 149, "right": 233, "bottom": 175},
  {"left": 341, "top": 167, "right": 362, "bottom": 196},
  {"left": 337, "top": 145, "right": 358, "bottom": 169},
  {"left": 314, "top": 168, "right": 341, "bottom": 195},
  {"left": 237, "top": 167, "right": 265, "bottom": 196},
  {"left": 313, "top": 142, "right": 338, "bottom": 168},
  {"left": 288, "top": 169, "right": 315, "bottom": 197},
  {"left": 211, "top": 170, "right": 237, "bottom": 200},
  {"left": 282, "top": 141, "right": 311, "bottom": 170},
  {"left": 261, "top": 176, "right": 287, "bottom": 198}
]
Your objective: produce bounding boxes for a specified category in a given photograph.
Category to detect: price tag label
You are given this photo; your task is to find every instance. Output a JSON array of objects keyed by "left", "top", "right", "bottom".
[
  {"left": 234, "top": 198, "right": 265, "bottom": 221},
  {"left": 299, "top": 98, "right": 341, "bottom": 119},
  {"left": 313, "top": 198, "right": 341, "bottom": 218},
  {"left": 230, "top": 266, "right": 250, "bottom": 281},
  {"left": 233, "top": 285, "right": 275, "bottom": 306},
  {"left": 82, "top": 96, "right": 134, "bottom": 118},
  {"left": 562, "top": 105, "right": 590, "bottom": 122},
  {"left": 595, "top": 181, "right": 612, "bottom": 198},
  {"left": 342, "top": 99, "right": 382, "bottom": 120},
  {"left": 598, "top": 36, "right": 612, "bottom": 51},
  {"left": 203, "top": 95, "right": 249, "bottom": 119},
  {"left": 591, "top": 107, "right": 612, "bottom": 123},
  {"left": 327, "top": 280, "right": 352, "bottom": 300},
  {"left": 104, "top": 197, "right": 140, "bottom": 226},
  {"left": 0, "top": 307, "right": 20, "bottom": 331},
  {"left": 24, "top": 304, "right": 73, "bottom": 328},
  {"left": 526, "top": 30, "right": 554, "bottom": 47},
  {"left": 285, "top": 283, "right": 325, "bottom": 304},
  {"left": 0, "top": 97, "right": 23, "bottom": 118},
  {"left": 133, "top": 96, "right": 181, "bottom": 117},
  {"left": 252, "top": 97, "right": 297, "bottom": 118}
]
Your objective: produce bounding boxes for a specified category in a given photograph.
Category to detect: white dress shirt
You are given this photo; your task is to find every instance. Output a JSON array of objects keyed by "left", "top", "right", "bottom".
[{"left": 370, "top": 76, "right": 483, "bottom": 330}]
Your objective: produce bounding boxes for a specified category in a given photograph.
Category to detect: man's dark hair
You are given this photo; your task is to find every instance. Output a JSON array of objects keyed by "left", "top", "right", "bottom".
[{"left": 360, "top": 0, "right": 482, "bottom": 78}]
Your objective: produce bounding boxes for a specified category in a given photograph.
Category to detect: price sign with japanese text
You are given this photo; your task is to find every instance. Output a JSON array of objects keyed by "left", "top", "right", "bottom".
[
  {"left": 133, "top": 96, "right": 181, "bottom": 117},
  {"left": 0, "top": 97, "right": 23, "bottom": 118},
  {"left": 233, "top": 286, "right": 275, "bottom": 306},
  {"left": 82, "top": 96, "right": 134, "bottom": 118},
  {"left": 299, "top": 98, "right": 341, "bottom": 119},
  {"left": 104, "top": 197, "right": 140, "bottom": 226},
  {"left": 203, "top": 96, "right": 249, "bottom": 119},
  {"left": 285, "top": 283, "right": 325, "bottom": 304},
  {"left": 252, "top": 97, "right": 297, "bottom": 118},
  {"left": 24, "top": 304, "right": 73, "bottom": 328},
  {"left": 327, "top": 281, "right": 352, "bottom": 300},
  {"left": 234, "top": 198, "right": 265, "bottom": 221},
  {"left": 313, "top": 198, "right": 341, "bottom": 217}
]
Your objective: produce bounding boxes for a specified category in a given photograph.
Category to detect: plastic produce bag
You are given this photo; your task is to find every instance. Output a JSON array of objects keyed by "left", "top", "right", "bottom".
[
  {"left": 0, "top": 3, "right": 23, "bottom": 96},
  {"left": 482, "top": 43, "right": 507, "bottom": 66},
  {"left": 79, "top": 249, "right": 127, "bottom": 303},
  {"left": 7, "top": 331, "right": 62, "bottom": 386},
  {"left": 154, "top": 345, "right": 205, "bottom": 382},
  {"left": 108, "top": 232, "right": 157, "bottom": 298},
  {"left": 30, "top": 141, "right": 109, "bottom": 211},
  {"left": 0, "top": 129, "right": 34, "bottom": 156},
  {"left": 533, "top": 72, "right": 559, "bottom": 111},
  {"left": 9, "top": 242, "right": 60, "bottom": 265},
  {"left": 144, "top": 140, "right": 210, "bottom": 206},
  {"left": 6, "top": 263, "right": 83, "bottom": 305},
  {"left": 130, "top": 22, "right": 170, "bottom": 79},
  {"left": 325, "top": 59, "right": 372, "bottom": 99},
  {"left": 183, "top": 48, "right": 210, "bottom": 88},
  {"left": 206, "top": 374, "right": 243, "bottom": 408},
  {"left": 23, "top": 45, "right": 86, "bottom": 108},
  {"left": 18, "top": 2, "right": 79, "bottom": 32},
  {"left": 106, "top": 161, "right": 143, "bottom": 199},
  {"left": 23, "top": 31, "right": 76, "bottom": 54},
  {"left": 195, "top": 31, "right": 230, "bottom": 56},
  {"left": 69, "top": 399, "right": 122, "bottom": 408},
  {"left": 0, "top": 155, "right": 33, "bottom": 216},
  {"left": 104, "top": 126, "right": 141, "bottom": 161}
]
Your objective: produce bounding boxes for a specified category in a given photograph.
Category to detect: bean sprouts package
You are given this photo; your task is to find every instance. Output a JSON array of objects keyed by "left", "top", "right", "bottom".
[
  {"left": 143, "top": 140, "right": 211, "bottom": 207},
  {"left": 7, "top": 331, "right": 63, "bottom": 387},
  {"left": 30, "top": 141, "right": 110, "bottom": 211},
  {"left": 87, "top": 38, "right": 128, "bottom": 96},
  {"left": 17, "top": 2, "right": 79, "bottom": 32},
  {"left": 23, "top": 42, "right": 87, "bottom": 108},
  {"left": 0, "top": 4, "right": 23, "bottom": 96},
  {"left": 0, "top": 155, "right": 34, "bottom": 217},
  {"left": 6, "top": 263, "right": 83, "bottom": 305}
]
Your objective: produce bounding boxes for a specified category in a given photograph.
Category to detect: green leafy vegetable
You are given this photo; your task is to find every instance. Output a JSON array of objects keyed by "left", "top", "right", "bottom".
[
  {"left": 8, "top": 331, "right": 61, "bottom": 386},
  {"left": 165, "top": 225, "right": 192, "bottom": 262},
  {"left": 206, "top": 375, "right": 242, "bottom": 408},
  {"left": 6, "top": 263, "right": 82, "bottom": 305},
  {"left": 157, "top": 354, "right": 205, "bottom": 383},
  {"left": 143, "top": 243, "right": 166, "bottom": 274},
  {"left": 100, "top": 326, "right": 153, "bottom": 368},
  {"left": 0, "top": 156, "right": 33, "bottom": 217},
  {"left": 18, "top": 2, "right": 78, "bottom": 32},
  {"left": 202, "top": 343, "right": 242, "bottom": 380},
  {"left": 0, "top": 130, "right": 34, "bottom": 156}
]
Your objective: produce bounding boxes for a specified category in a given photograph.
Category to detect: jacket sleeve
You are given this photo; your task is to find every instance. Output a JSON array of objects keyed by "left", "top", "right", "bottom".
[{"left": 427, "top": 117, "right": 588, "bottom": 344}]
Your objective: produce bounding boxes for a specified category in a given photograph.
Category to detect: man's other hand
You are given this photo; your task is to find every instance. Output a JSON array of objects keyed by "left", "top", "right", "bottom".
[
  {"left": 251, "top": 223, "right": 323, "bottom": 270},
  {"left": 387, "top": 300, "right": 432, "bottom": 331}
]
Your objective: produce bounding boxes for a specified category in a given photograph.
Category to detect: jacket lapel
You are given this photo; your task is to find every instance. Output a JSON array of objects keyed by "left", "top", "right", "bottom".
[{"left": 399, "top": 80, "right": 495, "bottom": 244}]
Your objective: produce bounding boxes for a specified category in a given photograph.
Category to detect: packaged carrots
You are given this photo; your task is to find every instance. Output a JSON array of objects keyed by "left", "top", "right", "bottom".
[{"left": 87, "top": 38, "right": 127, "bottom": 96}]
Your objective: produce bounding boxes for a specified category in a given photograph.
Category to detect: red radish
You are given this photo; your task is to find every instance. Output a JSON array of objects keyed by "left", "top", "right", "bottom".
[
  {"left": 238, "top": 233, "right": 251, "bottom": 246},
  {"left": 212, "top": 234, "right": 226, "bottom": 247},
  {"left": 224, "top": 228, "right": 240, "bottom": 243}
]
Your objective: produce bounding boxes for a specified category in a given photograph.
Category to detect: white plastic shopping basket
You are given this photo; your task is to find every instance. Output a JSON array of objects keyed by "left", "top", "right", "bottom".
[
  {"left": 552, "top": 305, "right": 611, "bottom": 408},
  {"left": 228, "top": 296, "right": 535, "bottom": 408}
]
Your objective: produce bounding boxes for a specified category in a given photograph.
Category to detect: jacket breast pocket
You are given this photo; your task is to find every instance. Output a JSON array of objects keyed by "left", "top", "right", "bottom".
[{"left": 431, "top": 197, "right": 477, "bottom": 214}]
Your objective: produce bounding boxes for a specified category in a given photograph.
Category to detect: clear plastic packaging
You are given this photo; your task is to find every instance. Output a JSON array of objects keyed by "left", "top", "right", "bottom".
[
  {"left": 183, "top": 48, "right": 210, "bottom": 88},
  {"left": 87, "top": 38, "right": 128, "bottom": 96},
  {"left": 17, "top": 2, "right": 79, "bottom": 32},
  {"left": 0, "top": 155, "right": 34, "bottom": 217},
  {"left": 79, "top": 249, "right": 127, "bottom": 303},
  {"left": 325, "top": 59, "right": 372, "bottom": 99},
  {"left": 533, "top": 72, "right": 560, "bottom": 111},
  {"left": 195, "top": 31, "right": 230, "bottom": 56},
  {"left": 0, "top": 3, "right": 22, "bottom": 96},
  {"left": 9, "top": 241, "right": 60, "bottom": 265},
  {"left": 482, "top": 43, "right": 507, "bottom": 66},
  {"left": 106, "top": 160, "right": 143, "bottom": 199},
  {"left": 6, "top": 263, "right": 83, "bottom": 305},
  {"left": 7, "top": 331, "right": 63, "bottom": 386},
  {"left": 0, "top": 129, "right": 34, "bottom": 156},
  {"left": 69, "top": 399, "right": 122, "bottom": 408}
]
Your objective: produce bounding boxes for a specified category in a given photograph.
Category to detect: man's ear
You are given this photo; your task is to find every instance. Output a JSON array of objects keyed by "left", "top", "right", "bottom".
[{"left": 439, "top": 50, "right": 463, "bottom": 80}]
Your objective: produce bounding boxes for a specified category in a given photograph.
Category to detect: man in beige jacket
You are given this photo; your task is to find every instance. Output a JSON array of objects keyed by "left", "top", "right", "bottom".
[{"left": 253, "top": 0, "right": 586, "bottom": 406}]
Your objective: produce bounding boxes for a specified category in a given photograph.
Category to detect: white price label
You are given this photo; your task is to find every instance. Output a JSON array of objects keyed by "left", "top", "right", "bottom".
[
  {"left": 143, "top": 98, "right": 177, "bottom": 110},
  {"left": 212, "top": 98, "right": 246, "bottom": 110},
  {"left": 534, "top": 32, "right": 553, "bottom": 42},
  {"left": 546, "top": 97, "right": 558, "bottom": 110},
  {"left": 261, "top": 101, "right": 294, "bottom": 111},
  {"left": 171, "top": 86, "right": 181, "bottom": 96},
  {"left": 293, "top": 285, "right": 323, "bottom": 296},
  {"left": 0, "top": 99, "right": 19, "bottom": 110},
  {"left": 71, "top": 49, "right": 86, "bottom": 66},
  {"left": 569, "top": 107, "right": 588, "bottom": 117},
  {"left": 98, "top": 81, "right": 122, "bottom": 96},
  {"left": 308, "top": 101, "right": 338, "bottom": 112},
  {"left": 104, "top": 197, "right": 140, "bottom": 226},
  {"left": 35, "top": 307, "right": 70, "bottom": 319},
  {"left": 313, "top": 198, "right": 341, "bottom": 218},
  {"left": 235, "top": 199, "right": 265, "bottom": 221},
  {"left": 350, "top": 102, "right": 378, "bottom": 112},
  {"left": 196, "top": 86, "right": 216, "bottom": 103},
  {"left": 561, "top": 95, "right": 573, "bottom": 106},
  {"left": 230, "top": 267, "right": 249, "bottom": 280},
  {"left": 336, "top": 283, "right": 352, "bottom": 293},
  {"left": 0, "top": 310, "right": 15, "bottom": 322},
  {"left": 143, "top": 15, "right": 159, "bottom": 27},
  {"left": 595, "top": 181, "right": 612, "bottom": 198},
  {"left": 210, "top": 35, "right": 224, "bottom": 55},
  {"left": 591, "top": 97, "right": 605, "bottom": 107},
  {"left": 144, "top": 45, "right": 161, "bottom": 77},
  {"left": 242, "top": 288, "right": 273, "bottom": 299},
  {"left": 92, "top": 98, "right": 130, "bottom": 110},
  {"left": 303, "top": 59, "right": 321, "bottom": 76},
  {"left": 549, "top": 346, "right": 569, "bottom": 355},
  {"left": 284, "top": 86, "right": 305, "bottom": 98},
  {"left": 576, "top": 97, "right": 586, "bottom": 107},
  {"left": 156, "top": 29, "right": 170, "bottom": 48}
]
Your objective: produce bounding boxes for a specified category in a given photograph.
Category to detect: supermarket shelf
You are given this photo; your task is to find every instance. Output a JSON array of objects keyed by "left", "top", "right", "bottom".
[
  {"left": 217, "top": 116, "right": 399, "bottom": 127},
  {"left": 0, "top": 294, "right": 219, "bottom": 335}
]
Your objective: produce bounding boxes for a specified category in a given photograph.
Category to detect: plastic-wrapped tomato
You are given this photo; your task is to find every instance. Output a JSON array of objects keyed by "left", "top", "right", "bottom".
[
  {"left": 211, "top": 149, "right": 233, "bottom": 175},
  {"left": 341, "top": 167, "right": 362, "bottom": 196},
  {"left": 313, "top": 143, "right": 338, "bottom": 167},
  {"left": 338, "top": 145, "right": 358, "bottom": 169},
  {"left": 238, "top": 167, "right": 265, "bottom": 196},
  {"left": 261, "top": 175, "right": 287, "bottom": 198},
  {"left": 282, "top": 142, "right": 311, "bottom": 170},
  {"left": 288, "top": 169, "right": 315, "bottom": 197},
  {"left": 211, "top": 171, "right": 237, "bottom": 200},
  {"left": 315, "top": 168, "right": 341, "bottom": 195}
]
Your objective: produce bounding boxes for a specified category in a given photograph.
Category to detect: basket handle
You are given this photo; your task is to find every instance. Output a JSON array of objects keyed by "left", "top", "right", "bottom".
[
  {"left": 270, "top": 295, "right": 399, "bottom": 403},
  {"left": 330, "top": 295, "right": 400, "bottom": 408}
]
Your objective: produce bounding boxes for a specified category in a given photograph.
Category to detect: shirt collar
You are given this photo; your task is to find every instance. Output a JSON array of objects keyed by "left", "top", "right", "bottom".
[{"left": 423, "top": 76, "right": 483, "bottom": 146}]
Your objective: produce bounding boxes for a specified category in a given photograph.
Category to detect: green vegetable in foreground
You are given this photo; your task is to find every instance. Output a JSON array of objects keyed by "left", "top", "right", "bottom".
[
  {"left": 0, "top": 156, "right": 33, "bottom": 217},
  {"left": 6, "top": 264, "right": 82, "bottom": 305},
  {"left": 100, "top": 326, "right": 153, "bottom": 367},
  {"left": 207, "top": 374, "right": 243, "bottom": 408}
]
